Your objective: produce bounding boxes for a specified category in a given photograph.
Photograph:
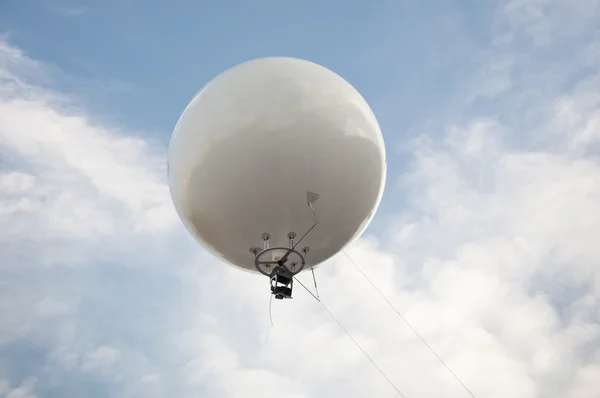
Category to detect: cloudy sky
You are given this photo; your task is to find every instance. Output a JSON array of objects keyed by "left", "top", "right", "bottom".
[{"left": 1, "top": 0, "right": 600, "bottom": 397}]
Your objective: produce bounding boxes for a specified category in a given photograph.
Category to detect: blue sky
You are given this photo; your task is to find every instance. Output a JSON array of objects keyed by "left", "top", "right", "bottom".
[
  {"left": 1, "top": 0, "right": 489, "bottom": 125},
  {"left": 1, "top": 1, "right": 600, "bottom": 397},
  {"left": 0, "top": 0, "right": 495, "bottom": 224}
]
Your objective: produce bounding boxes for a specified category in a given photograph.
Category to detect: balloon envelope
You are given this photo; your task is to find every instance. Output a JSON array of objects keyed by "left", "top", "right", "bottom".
[{"left": 168, "top": 57, "right": 386, "bottom": 274}]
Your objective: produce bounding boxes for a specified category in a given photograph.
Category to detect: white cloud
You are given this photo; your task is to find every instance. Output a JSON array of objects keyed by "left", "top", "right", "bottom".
[
  {"left": 500, "top": 0, "right": 600, "bottom": 45},
  {"left": 81, "top": 345, "right": 121, "bottom": 374},
  {"left": 1, "top": 1, "right": 600, "bottom": 397},
  {"left": 0, "top": 378, "right": 37, "bottom": 398},
  {"left": 0, "top": 44, "right": 178, "bottom": 251},
  {"left": 467, "top": 59, "right": 514, "bottom": 101}
]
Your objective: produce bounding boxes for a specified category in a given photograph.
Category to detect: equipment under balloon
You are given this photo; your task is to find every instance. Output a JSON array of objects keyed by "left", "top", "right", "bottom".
[
  {"left": 251, "top": 230, "right": 314, "bottom": 300},
  {"left": 269, "top": 266, "right": 294, "bottom": 300}
]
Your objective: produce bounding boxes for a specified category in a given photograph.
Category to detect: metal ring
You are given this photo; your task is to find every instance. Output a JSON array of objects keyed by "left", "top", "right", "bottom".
[{"left": 254, "top": 247, "right": 306, "bottom": 276}]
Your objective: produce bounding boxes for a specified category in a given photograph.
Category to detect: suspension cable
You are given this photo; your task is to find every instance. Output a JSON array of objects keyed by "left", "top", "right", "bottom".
[
  {"left": 293, "top": 276, "right": 407, "bottom": 398},
  {"left": 342, "top": 249, "right": 476, "bottom": 398}
]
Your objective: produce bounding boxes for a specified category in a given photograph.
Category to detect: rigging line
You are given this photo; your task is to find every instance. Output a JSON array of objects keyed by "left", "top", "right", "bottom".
[
  {"left": 309, "top": 201, "right": 319, "bottom": 223},
  {"left": 341, "top": 250, "right": 477, "bottom": 398},
  {"left": 293, "top": 276, "right": 407, "bottom": 398},
  {"left": 280, "top": 221, "right": 319, "bottom": 264},
  {"left": 291, "top": 221, "right": 318, "bottom": 251},
  {"left": 310, "top": 267, "right": 320, "bottom": 299},
  {"left": 293, "top": 276, "right": 320, "bottom": 302},
  {"left": 265, "top": 293, "right": 274, "bottom": 344},
  {"left": 269, "top": 293, "right": 274, "bottom": 326}
]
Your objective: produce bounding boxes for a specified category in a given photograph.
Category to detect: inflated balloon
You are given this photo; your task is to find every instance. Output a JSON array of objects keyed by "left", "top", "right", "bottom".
[{"left": 168, "top": 57, "right": 385, "bottom": 298}]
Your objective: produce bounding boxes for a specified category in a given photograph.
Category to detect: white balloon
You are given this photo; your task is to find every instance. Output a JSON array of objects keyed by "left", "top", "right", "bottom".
[{"left": 168, "top": 57, "right": 386, "bottom": 275}]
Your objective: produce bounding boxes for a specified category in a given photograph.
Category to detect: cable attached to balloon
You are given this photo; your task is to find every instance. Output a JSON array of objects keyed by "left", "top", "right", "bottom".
[
  {"left": 291, "top": 199, "right": 405, "bottom": 397},
  {"left": 294, "top": 246, "right": 477, "bottom": 398},
  {"left": 309, "top": 201, "right": 318, "bottom": 224},
  {"left": 341, "top": 250, "right": 477, "bottom": 398},
  {"left": 293, "top": 275, "right": 407, "bottom": 398},
  {"left": 306, "top": 200, "right": 320, "bottom": 299},
  {"left": 264, "top": 293, "right": 274, "bottom": 344},
  {"left": 278, "top": 199, "right": 320, "bottom": 266},
  {"left": 310, "top": 267, "right": 320, "bottom": 299}
]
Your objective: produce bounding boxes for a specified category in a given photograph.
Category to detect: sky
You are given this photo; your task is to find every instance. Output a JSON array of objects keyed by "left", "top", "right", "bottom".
[{"left": 1, "top": 0, "right": 600, "bottom": 397}]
